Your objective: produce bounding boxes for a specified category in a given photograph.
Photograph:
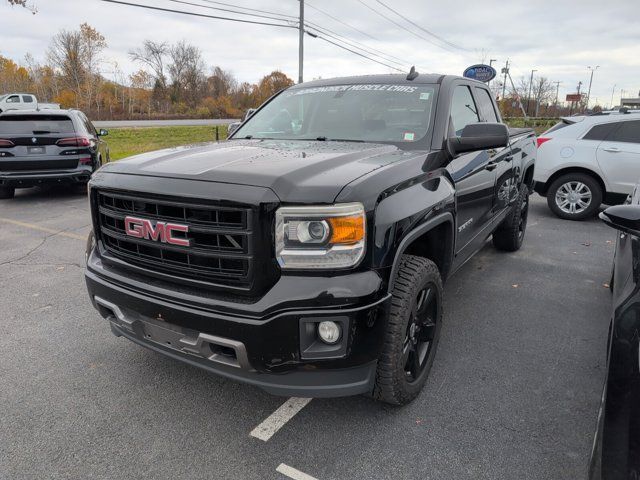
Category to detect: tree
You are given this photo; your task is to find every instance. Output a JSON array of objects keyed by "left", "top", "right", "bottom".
[
  {"left": 206, "top": 66, "right": 237, "bottom": 99},
  {"left": 46, "top": 23, "right": 106, "bottom": 112},
  {"left": 252, "top": 71, "right": 294, "bottom": 105},
  {"left": 167, "top": 40, "right": 205, "bottom": 108},
  {"left": 512, "top": 76, "right": 555, "bottom": 117},
  {"left": 6, "top": 0, "right": 36, "bottom": 13},
  {"left": 129, "top": 40, "right": 169, "bottom": 91}
]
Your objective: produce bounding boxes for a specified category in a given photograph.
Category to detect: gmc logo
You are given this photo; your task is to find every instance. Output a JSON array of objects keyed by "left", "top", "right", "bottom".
[{"left": 124, "top": 216, "right": 191, "bottom": 247}]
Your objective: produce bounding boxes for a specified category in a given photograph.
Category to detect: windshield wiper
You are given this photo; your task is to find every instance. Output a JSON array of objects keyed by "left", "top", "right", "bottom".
[
  {"left": 316, "top": 136, "right": 327, "bottom": 141},
  {"left": 32, "top": 130, "right": 52, "bottom": 134},
  {"left": 243, "top": 135, "right": 253, "bottom": 139}
]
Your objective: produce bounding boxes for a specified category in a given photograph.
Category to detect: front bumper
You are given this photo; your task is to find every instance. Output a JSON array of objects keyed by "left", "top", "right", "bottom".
[
  {"left": 0, "top": 168, "right": 92, "bottom": 188},
  {"left": 85, "top": 249, "right": 390, "bottom": 398}
]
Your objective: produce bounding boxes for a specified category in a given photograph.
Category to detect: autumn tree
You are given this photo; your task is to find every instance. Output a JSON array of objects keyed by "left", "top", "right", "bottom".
[
  {"left": 47, "top": 23, "right": 106, "bottom": 112},
  {"left": 252, "top": 70, "right": 294, "bottom": 105}
]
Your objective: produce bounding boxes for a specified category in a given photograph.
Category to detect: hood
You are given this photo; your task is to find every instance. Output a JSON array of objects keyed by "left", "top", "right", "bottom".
[{"left": 100, "top": 139, "right": 424, "bottom": 203}]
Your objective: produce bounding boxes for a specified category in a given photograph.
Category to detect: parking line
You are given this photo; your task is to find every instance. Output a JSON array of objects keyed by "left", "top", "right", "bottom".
[
  {"left": 276, "top": 463, "right": 318, "bottom": 480},
  {"left": 0, "top": 217, "right": 85, "bottom": 241},
  {"left": 250, "top": 397, "right": 311, "bottom": 441}
]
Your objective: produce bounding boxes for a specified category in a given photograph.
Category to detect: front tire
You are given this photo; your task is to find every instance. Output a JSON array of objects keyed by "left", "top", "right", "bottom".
[
  {"left": 0, "top": 186, "right": 15, "bottom": 199},
  {"left": 373, "top": 255, "right": 443, "bottom": 405},
  {"left": 493, "top": 184, "right": 529, "bottom": 252},
  {"left": 546, "top": 173, "right": 602, "bottom": 220}
]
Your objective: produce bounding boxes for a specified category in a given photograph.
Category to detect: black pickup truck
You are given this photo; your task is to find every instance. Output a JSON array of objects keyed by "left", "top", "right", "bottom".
[{"left": 85, "top": 73, "right": 536, "bottom": 405}]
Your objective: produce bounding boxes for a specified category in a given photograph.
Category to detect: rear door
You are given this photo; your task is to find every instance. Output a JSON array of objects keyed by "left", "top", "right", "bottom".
[
  {"left": 596, "top": 120, "right": 640, "bottom": 195},
  {"left": 0, "top": 114, "right": 79, "bottom": 171}
]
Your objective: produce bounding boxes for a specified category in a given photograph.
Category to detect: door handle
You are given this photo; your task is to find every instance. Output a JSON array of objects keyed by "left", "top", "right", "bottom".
[
  {"left": 603, "top": 147, "right": 621, "bottom": 153},
  {"left": 485, "top": 160, "right": 499, "bottom": 171}
]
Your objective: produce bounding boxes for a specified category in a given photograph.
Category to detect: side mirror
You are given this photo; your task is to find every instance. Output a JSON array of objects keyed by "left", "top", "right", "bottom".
[
  {"left": 600, "top": 204, "right": 640, "bottom": 236},
  {"left": 98, "top": 129, "right": 108, "bottom": 137},
  {"left": 448, "top": 122, "right": 509, "bottom": 155},
  {"left": 243, "top": 108, "right": 256, "bottom": 122},
  {"left": 227, "top": 122, "right": 241, "bottom": 137}
]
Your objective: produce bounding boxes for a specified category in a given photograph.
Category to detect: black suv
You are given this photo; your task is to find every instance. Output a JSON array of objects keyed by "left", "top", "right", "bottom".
[{"left": 0, "top": 109, "right": 109, "bottom": 199}]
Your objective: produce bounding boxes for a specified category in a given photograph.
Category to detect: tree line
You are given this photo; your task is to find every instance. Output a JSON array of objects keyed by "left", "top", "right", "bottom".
[{"left": 0, "top": 23, "right": 294, "bottom": 120}]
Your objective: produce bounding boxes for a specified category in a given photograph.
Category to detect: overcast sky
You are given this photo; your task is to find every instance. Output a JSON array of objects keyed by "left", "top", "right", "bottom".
[{"left": 2, "top": 0, "right": 639, "bottom": 107}]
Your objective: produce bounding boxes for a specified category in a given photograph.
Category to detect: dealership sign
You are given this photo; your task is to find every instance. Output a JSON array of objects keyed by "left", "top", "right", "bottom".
[
  {"left": 566, "top": 94, "right": 582, "bottom": 102},
  {"left": 463, "top": 64, "right": 497, "bottom": 83}
]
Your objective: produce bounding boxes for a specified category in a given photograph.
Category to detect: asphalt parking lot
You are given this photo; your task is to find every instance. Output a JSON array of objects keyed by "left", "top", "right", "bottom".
[{"left": 0, "top": 187, "right": 614, "bottom": 480}]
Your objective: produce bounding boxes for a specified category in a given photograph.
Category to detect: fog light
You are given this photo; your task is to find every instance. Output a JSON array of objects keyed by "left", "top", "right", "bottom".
[{"left": 317, "top": 321, "right": 341, "bottom": 344}]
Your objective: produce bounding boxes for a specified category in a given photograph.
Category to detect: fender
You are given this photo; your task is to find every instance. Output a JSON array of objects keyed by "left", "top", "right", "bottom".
[{"left": 387, "top": 212, "right": 455, "bottom": 292}]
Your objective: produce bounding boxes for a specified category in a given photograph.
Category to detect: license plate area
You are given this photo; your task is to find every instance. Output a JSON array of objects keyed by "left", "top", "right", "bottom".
[{"left": 28, "top": 146, "right": 45, "bottom": 154}]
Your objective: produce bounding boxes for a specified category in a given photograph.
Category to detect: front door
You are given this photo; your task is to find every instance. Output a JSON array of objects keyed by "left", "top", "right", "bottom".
[{"left": 446, "top": 84, "right": 497, "bottom": 252}]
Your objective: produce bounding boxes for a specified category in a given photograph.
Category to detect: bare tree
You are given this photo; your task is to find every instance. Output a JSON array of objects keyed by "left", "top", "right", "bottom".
[
  {"left": 129, "top": 40, "right": 168, "bottom": 90},
  {"left": 168, "top": 41, "right": 205, "bottom": 108},
  {"left": 47, "top": 29, "right": 84, "bottom": 107},
  {"left": 79, "top": 23, "right": 107, "bottom": 114},
  {"left": 512, "top": 76, "right": 555, "bottom": 117},
  {"left": 207, "top": 66, "right": 237, "bottom": 99}
]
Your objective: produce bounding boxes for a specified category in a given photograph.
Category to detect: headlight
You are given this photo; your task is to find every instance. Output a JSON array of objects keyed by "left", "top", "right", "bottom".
[{"left": 275, "top": 203, "right": 366, "bottom": 269}]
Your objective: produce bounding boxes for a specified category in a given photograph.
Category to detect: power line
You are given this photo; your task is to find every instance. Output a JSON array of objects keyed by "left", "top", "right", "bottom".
[
  {"left": 355, "top": 0, "right": 457, "bottom": 53},
  {"left": 166, "top": 0, "right": 411, "bottom": 68},
  {"left": 309, "top": 32, "right": 404, "bottom": 72},
  {"left": 100, "top": 0, "right": 409, "bottom": 74},
  {"left": 304, "top": 22, "right": 407, "bottom": 67},
  {"left": 99, "top": 0, "right": 296, "bottom": 29},
  {"left": 372, "top": 0, "right": 467, "bottom": 51},
  {"left": 166, "top": 0, "right": 296, "bottom": 24},
  {"left": 306, "top": 1, "right": 379, "bottom": 42},
  {"left": 197, "top": 0, "right": 297, "bottom": 20}
]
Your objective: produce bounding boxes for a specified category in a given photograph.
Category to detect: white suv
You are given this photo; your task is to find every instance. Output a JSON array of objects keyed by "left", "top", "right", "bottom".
[{"left": 533, "top": 114, "right": 640, "bottom": 220}]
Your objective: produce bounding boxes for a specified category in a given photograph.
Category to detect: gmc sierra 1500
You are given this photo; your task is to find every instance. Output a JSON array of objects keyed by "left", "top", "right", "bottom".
[{"left": 84, "top": 73, "right": 536, "bottom": 405}]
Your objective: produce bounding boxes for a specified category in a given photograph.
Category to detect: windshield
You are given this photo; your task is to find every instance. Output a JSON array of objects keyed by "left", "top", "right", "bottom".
[{"left": 233, "top": 83, "right": 437, "bottom": 146}]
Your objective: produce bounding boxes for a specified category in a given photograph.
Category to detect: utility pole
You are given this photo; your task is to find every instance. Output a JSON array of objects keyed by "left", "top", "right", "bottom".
[
  {"left": 506, "top": 69, "right": 527, "bottom": 118},
  {"left": 501, "top": 60, "right": 509, "bottom": 100},
  {"left": 553, "top": 81, "right": 561, "bottom": 115},
  {"left": 298, "top": 0, "right": 304, "bottom": 84},
  {"left": 527, "top": 69, "right": 537, "bottom": 116},
  {"left": 610, "top": 84, "right": 616, "bottom": 109},
  {"left": 585, "top": 65, "right": 599, "bottom": 112},
  {"left": 488, "top": 59, "right": 497, "bottom": 90}
]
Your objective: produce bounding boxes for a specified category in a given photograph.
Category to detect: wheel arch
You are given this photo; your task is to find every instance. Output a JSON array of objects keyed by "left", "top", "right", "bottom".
[
  {"left": 387, "top": 213, "right": 454, "bottom": 293},
  {"left": 540, "top": 166, "right": 607, "bottom": 197}
]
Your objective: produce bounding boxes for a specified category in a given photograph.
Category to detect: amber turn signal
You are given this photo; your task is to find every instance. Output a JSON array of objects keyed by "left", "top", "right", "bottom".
[{"left": 328, "top": 215, "right": 365, "bottom": 245}]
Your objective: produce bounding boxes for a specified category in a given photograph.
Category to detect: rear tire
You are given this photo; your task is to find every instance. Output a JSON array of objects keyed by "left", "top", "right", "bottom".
[
  {"left": 0, "top": 186, "right": 15, "bottom": 199},
  {"left": 493, "top": 184, "right": 529, "bottom": 252},
  {"left": 372, "top": 255, "right": 443, "bottom": 406},
  {"left": 546, "top": 173, "right": 602, "bottom": 220}
]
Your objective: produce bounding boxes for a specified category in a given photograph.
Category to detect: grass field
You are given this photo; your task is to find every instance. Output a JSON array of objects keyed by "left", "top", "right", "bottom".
[
  {"left": 106, "top": 119, "right": 555, "bottom": 161},
  {"left": 107, "top": 125, "right": 228, "bottom": 161}
]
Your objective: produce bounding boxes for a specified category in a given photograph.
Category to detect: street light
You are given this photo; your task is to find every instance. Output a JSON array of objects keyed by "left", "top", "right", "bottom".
[
  {"left": 586, "top": 65, "right": 600, "bottom": 112},
  {"left": 527, "top": 69, "right": 537, "bottom": 116}
]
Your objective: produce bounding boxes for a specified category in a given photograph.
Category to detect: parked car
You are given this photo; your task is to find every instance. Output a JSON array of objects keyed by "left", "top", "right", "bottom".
[
  {"left": 533, "top": 115, "right": 640, "bottom": 220},
  {"left": 0, "top": 93, "right": 59, "bottom": 113},
  {"left": 0, "top": 109, "right": 109, "bottom": 199},
  {"left": 590, "top": 198, "right": 640, "bottom": 478},
  {"left": 84, "top": 73, "right": 536, "bottom": 405}
]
